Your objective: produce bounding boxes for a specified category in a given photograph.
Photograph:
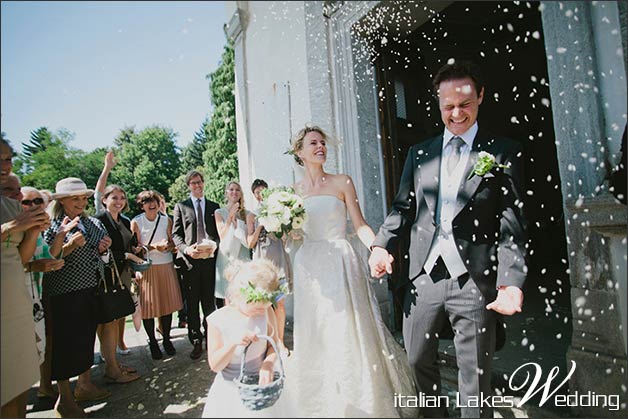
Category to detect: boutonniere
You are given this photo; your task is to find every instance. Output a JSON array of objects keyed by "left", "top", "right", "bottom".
[{"left": 467, "top": 151, "right": 510, "bottom": 180}]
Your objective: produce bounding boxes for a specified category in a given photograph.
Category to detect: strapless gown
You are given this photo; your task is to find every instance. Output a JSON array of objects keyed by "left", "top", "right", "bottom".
[{"left": 285, "top": 195, "right": 418, "bottom": 418}]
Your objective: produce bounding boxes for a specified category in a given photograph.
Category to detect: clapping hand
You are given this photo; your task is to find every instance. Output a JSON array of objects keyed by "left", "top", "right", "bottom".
[
  {"left": 59, "top": 216, "right": 80, "bottom": 236},
  {"left": 67, "top": 231, "right": 86, "bottom": 248},
  {"left": 12, "top": 205, "right": 49, "bottom": 233},
  {"left": 486, "top": 286, "right": 523, "bottom": 315},
  {"left": 368, "top": 246, "right": 394, "bottom": 278}
]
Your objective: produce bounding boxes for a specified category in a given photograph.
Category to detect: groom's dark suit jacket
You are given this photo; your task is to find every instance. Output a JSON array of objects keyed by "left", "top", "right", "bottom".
[
  {"left": 372, "top": 128, "right": 528, "bottom": 301},
  {"left": 172, "top": 197, "right": 221, "bottom": 271}
]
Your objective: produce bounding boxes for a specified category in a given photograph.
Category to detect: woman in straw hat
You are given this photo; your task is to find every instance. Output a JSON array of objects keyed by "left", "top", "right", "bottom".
[{"left": 43, "top": 177, "right": 113, "bottom": 417}]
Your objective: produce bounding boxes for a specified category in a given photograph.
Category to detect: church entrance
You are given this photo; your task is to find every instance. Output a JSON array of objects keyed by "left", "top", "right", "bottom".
[{"left": 372, "top": 0, "right": 572, "bottom": 386}]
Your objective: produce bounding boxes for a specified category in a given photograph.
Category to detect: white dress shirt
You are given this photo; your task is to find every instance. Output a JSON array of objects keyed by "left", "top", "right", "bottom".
[
  {"left": 190, "top": 193, "right": 206, "bottom": 240},
  {"left": 423, "top": 122, "right": 479, "bottom": 278}
]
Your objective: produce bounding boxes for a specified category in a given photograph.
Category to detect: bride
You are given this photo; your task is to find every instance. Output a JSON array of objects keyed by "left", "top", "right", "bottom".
[{"left": 284, "top": 125, "right": 418, "bottom": 418}]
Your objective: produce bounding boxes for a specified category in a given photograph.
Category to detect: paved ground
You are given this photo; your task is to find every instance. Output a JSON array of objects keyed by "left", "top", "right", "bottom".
[
  {"left": 26, "top": 313, "right": 566, "bottom": 418},
  {"left": 26, "top": 315, "right": 226, "bottom": 418}
]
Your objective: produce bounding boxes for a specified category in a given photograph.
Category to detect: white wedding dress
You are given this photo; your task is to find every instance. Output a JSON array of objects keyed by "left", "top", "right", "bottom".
[{"left": 284, "top": 195, "right": 418, "bottom": 418}]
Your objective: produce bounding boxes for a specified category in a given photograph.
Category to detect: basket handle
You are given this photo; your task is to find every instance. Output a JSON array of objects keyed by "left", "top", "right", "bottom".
[{"left": 237, "top": 334, "right": 285, "bottom": 382}]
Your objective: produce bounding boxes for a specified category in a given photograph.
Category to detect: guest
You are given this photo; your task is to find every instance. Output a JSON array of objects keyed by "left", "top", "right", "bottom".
[
  {"left": 246, "top": 179, "right": 292, "bottom": 350},
  {"left": 131, "top": 190, "right": 182, "bottom": 360},
  {"left": 94, "top": 181, "right": 141, "bottom": 383},
  {"left": 43, "top": 177, "right": 113, "bottom": 417},
  {"left": 1, "top": 172, "right": 23, "bottom": 201},
  {"left": 1, "top": 138, "right": 49, "bottom": 418},
  {"left": 94, "top": 151, "right": 133, "bottom": 357},
  {"left": 20, "top": 186, "right": 65, "bottom": 400},
  {"left": 215, "top": 181, "right": 251, "bottom": 307},
  {"left": 172, "top": 171, "right": 220, "bottom": 360}
]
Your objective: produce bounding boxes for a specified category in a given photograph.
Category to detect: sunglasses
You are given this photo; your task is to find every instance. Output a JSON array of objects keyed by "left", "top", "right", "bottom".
[{"left": 22, "top": 198, "right": 45, "bottom": 206}]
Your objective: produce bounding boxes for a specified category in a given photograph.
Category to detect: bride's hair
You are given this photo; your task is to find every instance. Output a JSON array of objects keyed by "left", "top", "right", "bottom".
[
  {"left": 289, "top": 124, "right": 338, "bottom": 166},
  {"left": 225, "top": 259, "right": 281, "bottom": 305}
]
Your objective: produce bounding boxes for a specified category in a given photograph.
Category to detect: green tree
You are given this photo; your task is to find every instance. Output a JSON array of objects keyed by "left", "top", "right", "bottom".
[
  {"left": 202, "top": 40, "right": 238, "bottom": 203},
  {"left": 112, "top": 125, "right": 181, "bottom": 212},
  {"left": 181, "top": 118, "right": 210, "bottom": 174},
  {"left": 12, "top": 128, "right": 107, "bottom": 216}
]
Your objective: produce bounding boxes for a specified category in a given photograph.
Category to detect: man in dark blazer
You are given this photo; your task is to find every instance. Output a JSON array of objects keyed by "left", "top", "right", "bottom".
[
  {"left": 172, "top": 170, "right": 220, "bottom": 360},
  {"left": 369, "top": 60, "right": 528, "bottom": 418}
]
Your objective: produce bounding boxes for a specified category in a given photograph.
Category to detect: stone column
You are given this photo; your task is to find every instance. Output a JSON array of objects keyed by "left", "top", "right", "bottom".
[{"left": 540, "top": 1, "right": 627, "bottom": 416}]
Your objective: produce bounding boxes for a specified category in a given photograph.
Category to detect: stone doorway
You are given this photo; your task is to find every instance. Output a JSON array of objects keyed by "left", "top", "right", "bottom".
[{"left": 372, "top": 0, "right": 572, "bottom": 397}]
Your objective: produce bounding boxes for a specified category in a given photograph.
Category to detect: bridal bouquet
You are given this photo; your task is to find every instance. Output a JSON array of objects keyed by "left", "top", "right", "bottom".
[{"left": 257, "top": 186, "right": 306, "bottom": 239}]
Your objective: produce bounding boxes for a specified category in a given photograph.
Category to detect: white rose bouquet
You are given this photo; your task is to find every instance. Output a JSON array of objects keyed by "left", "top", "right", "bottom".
[{"left": 257, "top": 186, "right": 307, "bottom": 239}]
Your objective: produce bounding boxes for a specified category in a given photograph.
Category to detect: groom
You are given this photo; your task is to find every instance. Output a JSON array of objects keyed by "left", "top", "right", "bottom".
[{"left": 369, "top": 60, "right": 528, "bottom": 418}]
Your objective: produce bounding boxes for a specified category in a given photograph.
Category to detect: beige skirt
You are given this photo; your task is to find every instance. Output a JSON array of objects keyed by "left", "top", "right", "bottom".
[{"left": 137, "top": 263, "right": 183, "bottom": 319}]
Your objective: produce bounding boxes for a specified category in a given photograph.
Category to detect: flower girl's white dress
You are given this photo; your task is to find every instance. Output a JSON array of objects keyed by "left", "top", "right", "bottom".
[{"left": 201, "top": 309, "right": 292, "bottom": 418}]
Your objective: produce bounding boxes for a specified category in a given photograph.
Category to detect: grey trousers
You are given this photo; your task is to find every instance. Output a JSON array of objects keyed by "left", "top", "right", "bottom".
[{"left": 402, "top": 273, "right": 497, "bottom": 418}]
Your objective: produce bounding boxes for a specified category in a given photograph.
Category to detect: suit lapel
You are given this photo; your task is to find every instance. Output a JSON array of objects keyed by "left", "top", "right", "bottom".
[
  {"left": 416, "top": 135, "right": 443, "bottom": 220},
  {"left": 453, "top": 130, "right": 492, "bottom": 218},
  {"left": 203, "top": 198, "right": 214, "bottom": 235}
]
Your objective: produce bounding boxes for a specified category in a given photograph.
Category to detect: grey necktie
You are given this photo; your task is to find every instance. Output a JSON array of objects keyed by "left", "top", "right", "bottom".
[
  {"left": 196, "top": 199, "right": 205, "bottom": 242},
  {"left": 447, "top": 136, "right": 465, "bottom": 175}
]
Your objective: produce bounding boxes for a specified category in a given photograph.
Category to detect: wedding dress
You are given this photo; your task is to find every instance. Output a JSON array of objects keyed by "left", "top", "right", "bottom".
[{"left": 285, "top": 195, "right": 418, "bottom": 418}]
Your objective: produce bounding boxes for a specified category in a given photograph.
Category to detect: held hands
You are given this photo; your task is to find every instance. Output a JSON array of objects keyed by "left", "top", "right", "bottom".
[
  {"left": 230, "top": 330, "right": 258, "bottom": 347},
  {"left": 368, "top": 246, "right": 394, "bottom": 278},
  {"left": 486, "top": 286, "right": 523, "bottom": 315}
]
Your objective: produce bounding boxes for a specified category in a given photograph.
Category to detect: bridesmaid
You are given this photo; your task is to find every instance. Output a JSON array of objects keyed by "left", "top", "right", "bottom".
[
  {"left": 214, "top": 181, "right": 251, "bottom": 308},
  {"left": 246, "top": 179, "right": 292, "bottom": 352}
]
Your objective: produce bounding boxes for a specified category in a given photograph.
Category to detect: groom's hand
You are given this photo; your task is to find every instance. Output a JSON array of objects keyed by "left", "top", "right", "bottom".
[
  {"left": 368, "top": 246, "right": 394, "bottom": 278},
  {"left": 486, "top": 286, "right": 523, "bottom": 315}
]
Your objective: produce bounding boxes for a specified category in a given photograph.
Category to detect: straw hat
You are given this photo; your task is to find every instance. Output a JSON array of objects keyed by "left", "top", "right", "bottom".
[{"left": 52, "top": 177, "right": 94, "bottom": 200}]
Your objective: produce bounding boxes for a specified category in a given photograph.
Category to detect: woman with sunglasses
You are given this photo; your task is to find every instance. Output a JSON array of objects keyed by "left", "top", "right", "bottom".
[{"left": 20, "top": 187, "right": 65, "bottom": 401}]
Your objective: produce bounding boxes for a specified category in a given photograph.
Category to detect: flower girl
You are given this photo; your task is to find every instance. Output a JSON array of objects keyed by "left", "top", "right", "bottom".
[{"left": 201, "top": 259, "right": 289, "bottom": 418}]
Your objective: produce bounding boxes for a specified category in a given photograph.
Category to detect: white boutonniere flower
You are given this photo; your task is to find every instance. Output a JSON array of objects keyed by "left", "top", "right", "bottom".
[{"left": 467, "top": 151, "right": 510, "bottom": 180}]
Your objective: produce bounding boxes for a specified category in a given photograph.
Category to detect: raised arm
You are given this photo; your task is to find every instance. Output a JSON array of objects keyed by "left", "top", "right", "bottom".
[{"left": 94, "top": 151, "right": 116, "bottom": 213}]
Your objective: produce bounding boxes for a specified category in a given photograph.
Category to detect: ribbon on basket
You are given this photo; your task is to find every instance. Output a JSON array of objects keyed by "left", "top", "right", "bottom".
[{"left": 236, "top": 334, "right": 286, "bottom": 411}]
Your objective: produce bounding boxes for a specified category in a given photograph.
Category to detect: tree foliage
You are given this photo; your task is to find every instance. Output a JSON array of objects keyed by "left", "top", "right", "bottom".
[
  {"left": 12, "top": 127, "right": 105, "bottom": 195},
  {"left": 202, "top": 40, "right": 238, "bottom": 203},
  {"left": 111, "top": 125, "right": 181, "bottom": 212}
]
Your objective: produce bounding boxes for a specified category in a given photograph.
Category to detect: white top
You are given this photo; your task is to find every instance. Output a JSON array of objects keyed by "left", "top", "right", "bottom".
[
  {"left": 133, "top": 213, "right": 173, "bottom": 265},
  {"left": 423, "top": 122, "right": 478, "bottom": 278}
]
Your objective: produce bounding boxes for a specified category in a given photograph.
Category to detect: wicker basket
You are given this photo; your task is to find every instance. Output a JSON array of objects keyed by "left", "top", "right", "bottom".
[
  {"left": 129, "top": 245, "right": 152, "bottom": 272},
  {"left": 236, "top": 334, "right": 285, "bottom": 411}
]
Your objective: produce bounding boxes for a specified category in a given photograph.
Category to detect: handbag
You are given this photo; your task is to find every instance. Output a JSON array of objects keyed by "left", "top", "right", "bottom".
[{"left": 94, "top": 255, "right": 136, "bottom": 324}]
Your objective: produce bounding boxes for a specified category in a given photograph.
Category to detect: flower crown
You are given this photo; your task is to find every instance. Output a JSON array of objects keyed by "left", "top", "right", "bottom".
[{"left": 239, "top": 280, "right": 289, "bottom": 305}]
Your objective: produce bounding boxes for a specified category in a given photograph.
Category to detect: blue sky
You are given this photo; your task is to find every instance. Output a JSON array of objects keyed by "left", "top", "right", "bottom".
[{"left": 1, "top": 1, "right": 227, "bottom": 152}]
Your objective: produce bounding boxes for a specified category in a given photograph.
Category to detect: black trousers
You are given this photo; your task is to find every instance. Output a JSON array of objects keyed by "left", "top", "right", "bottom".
[{"left": 182, "top": 259, "right": 216, "bottom": 344}]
